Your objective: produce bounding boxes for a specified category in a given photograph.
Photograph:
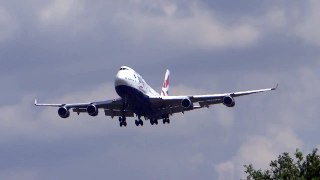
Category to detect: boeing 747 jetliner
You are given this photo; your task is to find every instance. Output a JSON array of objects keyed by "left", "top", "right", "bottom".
[{"left": 35, "top": 66, "right": 277, "bottom": 127}]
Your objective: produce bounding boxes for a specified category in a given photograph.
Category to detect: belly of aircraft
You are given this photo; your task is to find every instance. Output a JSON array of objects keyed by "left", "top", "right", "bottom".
[{"left": 115, "top": 85, "right": 155, "bottom": 117}]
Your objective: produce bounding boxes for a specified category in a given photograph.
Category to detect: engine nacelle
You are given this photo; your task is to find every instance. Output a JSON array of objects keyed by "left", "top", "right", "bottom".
[
  {"left": 181, "top": 98, "right": 192, "bottom": 109},
  {"left": 87, "top": 104, "right": 98, "bottom": 116},
  {"left": 223, "top": 95, "right": 235, "bottom": 107},
  {"left": 58, "top": 106, "right": 70, "bottom": 118}
]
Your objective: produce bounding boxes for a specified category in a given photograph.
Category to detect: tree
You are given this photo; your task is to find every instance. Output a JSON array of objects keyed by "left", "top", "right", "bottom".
[{"left": 244, "top": 148, "right": 320, "bottom": 180}]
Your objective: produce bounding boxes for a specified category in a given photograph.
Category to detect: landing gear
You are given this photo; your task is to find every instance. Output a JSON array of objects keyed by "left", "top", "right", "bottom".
[
  {"left": 119, "top": 116, "right": 127, "bottom": 127},
  {"left": 135, "top": 119, "right": 143, "bottom": 126},
  {"left": 163, "top": 118, "right": 170, "bottom": 124},
  {"left": 150, "top": 119, "right": 158, "bottom": 125}
]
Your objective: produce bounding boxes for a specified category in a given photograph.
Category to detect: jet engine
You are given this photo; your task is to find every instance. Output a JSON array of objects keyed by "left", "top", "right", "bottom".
[
  {"left": 87, "top": 104, "right": 98, "bottom": 116},
  {"left": 223, "top": 95, "right": 235, "bottom": 107},
  {"left": 181, "top": 98, "right": 192, "bottom": 109},
  {"left": 58, "top": 106, "right": 70, "bottom": 118}
]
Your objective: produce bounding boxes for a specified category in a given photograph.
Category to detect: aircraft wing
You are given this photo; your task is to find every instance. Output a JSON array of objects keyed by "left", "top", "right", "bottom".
[
  {"left": 150, "top": 85, "right": 277, "bottom": 115},
  {"left": 34, "top": 98, "right": 135, "bottom": 117}
]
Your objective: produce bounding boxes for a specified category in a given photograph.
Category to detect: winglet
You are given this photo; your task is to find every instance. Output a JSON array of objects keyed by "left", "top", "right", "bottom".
[
  {"left": 271, "top": 84, "right": 278, "bottom": 91},
  {"left": 34, "top": 99, "right": 38, "bottom": 106}
]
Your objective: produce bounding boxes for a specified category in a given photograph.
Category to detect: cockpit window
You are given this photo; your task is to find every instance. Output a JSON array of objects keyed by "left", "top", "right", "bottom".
[{"left": 119, "top": 67, "right": 128, "bottom": 70}]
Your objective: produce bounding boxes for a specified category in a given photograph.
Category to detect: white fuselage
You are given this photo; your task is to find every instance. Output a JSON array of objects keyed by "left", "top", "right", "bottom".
[{"left": 114, "top": 66, "right": 160, "bottom": 97}]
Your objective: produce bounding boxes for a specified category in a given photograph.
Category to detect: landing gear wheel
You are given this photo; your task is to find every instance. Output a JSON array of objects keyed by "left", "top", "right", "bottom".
[
  {"left": 119, "top": 117, "right": 127, "bottom": 127},
  {"left": 119, "top": 117, "right": 122, "bottom": 127},
  {"left": 135, "top": 118, "right": 144, "bottom": 126},
  {"left": 162, "top": 118, "right": 170, "bottom": 124},
  {"left": 139, "top": 119, "right": 143, "bottom": 126}
]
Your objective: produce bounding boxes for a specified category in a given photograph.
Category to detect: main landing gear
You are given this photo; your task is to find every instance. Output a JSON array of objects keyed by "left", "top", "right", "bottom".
[
  {"left": 135, "top": 116, "right": 143, "bottom": 126},
  {"left": 149, "top": 118, "right": 170, "bottom": 125},
  {"left": 135, "top": 119, "right": 143, "bottom": 126},
  {"left": 163, "top": 118, "right": 170, "bottom": 124},
  {"left": 150, "top": 119, "right": 158, "bottom": 125},
  {"left": 119, "top": 116, "right": 127, "bottom": 127},
  {"left": 119, "top": 117, "right": 170, "bottom": 127}
]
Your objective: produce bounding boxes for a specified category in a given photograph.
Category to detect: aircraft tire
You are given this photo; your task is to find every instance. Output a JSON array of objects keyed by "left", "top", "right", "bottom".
[{"left": 139, "top": 120, "right": 143, "bottom": 126}]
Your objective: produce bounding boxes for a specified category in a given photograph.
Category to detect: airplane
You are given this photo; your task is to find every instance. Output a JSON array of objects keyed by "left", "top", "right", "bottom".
[{"left": 35, "top": 66, "right": 277, "bottom": 127}]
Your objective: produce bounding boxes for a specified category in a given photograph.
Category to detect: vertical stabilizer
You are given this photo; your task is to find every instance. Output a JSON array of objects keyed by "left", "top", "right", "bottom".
[{"left": 161, "top": 69, "right": 170, "bottom": 96}]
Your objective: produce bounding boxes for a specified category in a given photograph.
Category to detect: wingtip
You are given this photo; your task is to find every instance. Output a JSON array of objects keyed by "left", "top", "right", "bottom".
[{"left": 271, "top": 84, "right": 278, "bottom": 90}]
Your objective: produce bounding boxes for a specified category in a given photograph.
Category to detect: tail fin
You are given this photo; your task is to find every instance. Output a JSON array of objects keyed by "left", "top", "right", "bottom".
[{"left": 161, "top": 69, "right": 170, "bottom": 96}]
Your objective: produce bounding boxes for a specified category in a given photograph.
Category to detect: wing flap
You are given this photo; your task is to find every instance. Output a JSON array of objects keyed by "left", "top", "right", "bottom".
[
  {"left": 72, "top": 108, "right": 87, "bottom": 113},
  {"left": 198, "top": 99, "right": 222, "bottom": 107},
  {"left": 104, "top": 109, "right": 134, "bottom": 117},
  {"left": 158, "top": 104, "right": 204, "bottom": 115}
]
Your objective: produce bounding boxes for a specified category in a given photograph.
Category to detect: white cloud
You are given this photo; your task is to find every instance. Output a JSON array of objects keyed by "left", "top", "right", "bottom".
[
  {"left": 115, "top": 3, "right": 260, "bottom": 49},
  {"left": 36, "top": 0, "right": 307, "bottom": 49},
  {"left": 215, "top": 161, "right": 235, "bottom": 180},
  {"left": 215, "top": 126, "right": 303, "bottom": 179},
  {"left": 38, "top": 0, "right": 91, "bottom": 34},
  {"left": 36, "top": 0, "right": 264, "bottom": 49},
  {"left": 33, "top": 0, "right": 320, "bottom": 51}
]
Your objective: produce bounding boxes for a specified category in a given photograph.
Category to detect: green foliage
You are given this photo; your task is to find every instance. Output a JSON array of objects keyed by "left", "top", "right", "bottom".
[{"left": 244, "top": 148, "right": 320, "bottom": 180}]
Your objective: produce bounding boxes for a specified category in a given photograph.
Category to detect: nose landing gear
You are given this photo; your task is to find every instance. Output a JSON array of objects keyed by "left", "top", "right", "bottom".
[{"left": 119, "top": 116, "right": 127, "bottom": 127}]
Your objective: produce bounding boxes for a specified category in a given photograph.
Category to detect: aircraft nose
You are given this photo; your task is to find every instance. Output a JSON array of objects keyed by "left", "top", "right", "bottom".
[{"left": 115, "top": 70, "right": 128, "bottom": 87}]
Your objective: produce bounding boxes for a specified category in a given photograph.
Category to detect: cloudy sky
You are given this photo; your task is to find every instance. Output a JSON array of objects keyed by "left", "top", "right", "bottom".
[{"left": 1, "top": 0, "right": 320, "bottom": 179}]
